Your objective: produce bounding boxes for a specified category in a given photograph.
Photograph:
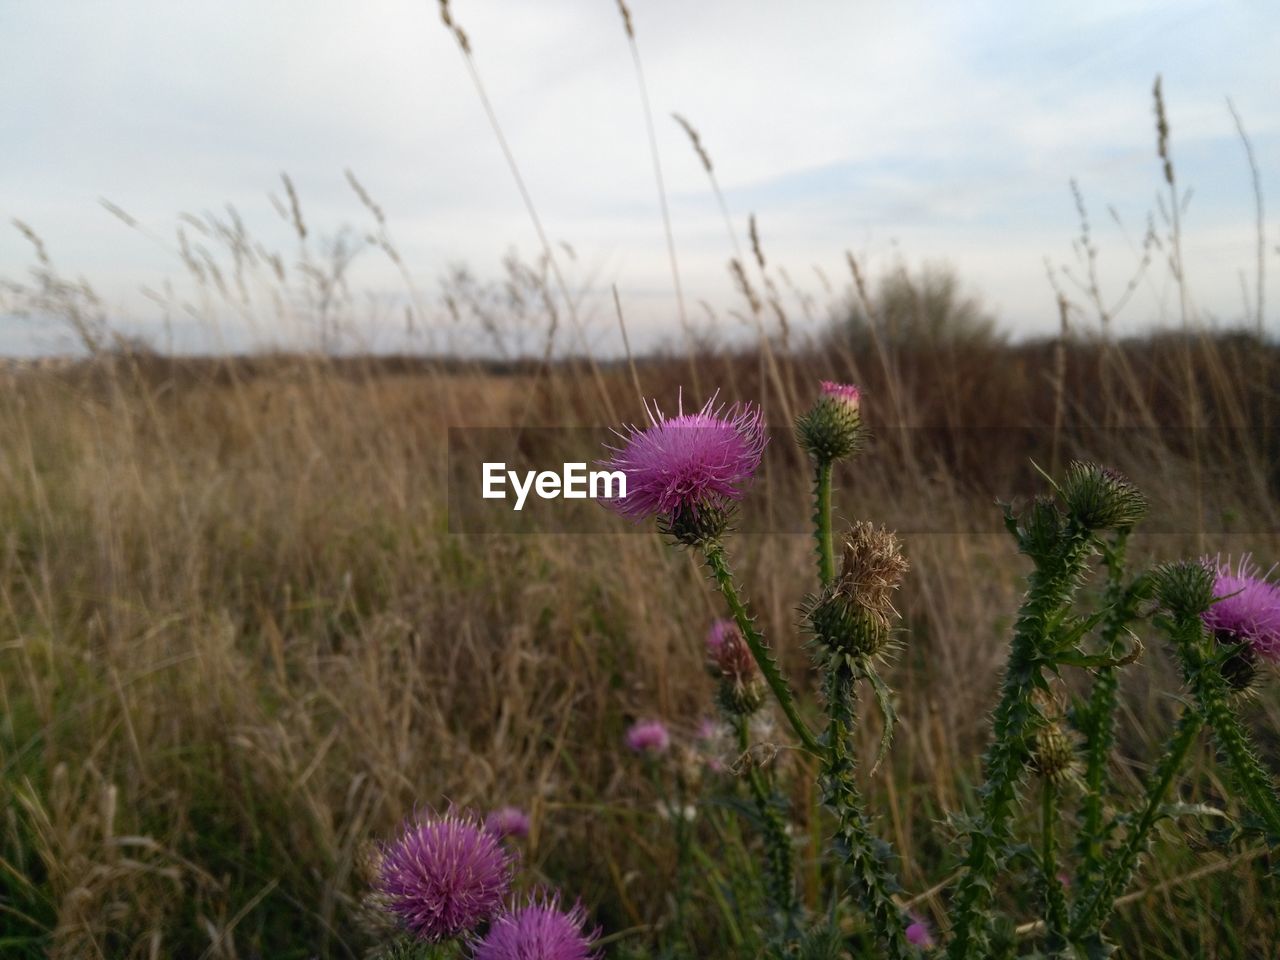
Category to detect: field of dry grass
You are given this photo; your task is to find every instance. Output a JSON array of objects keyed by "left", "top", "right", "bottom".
[
  {"left": 3, "top": 4, "right": 1279, "bottom": 954},
  {"left": 1, "top": 332, "right": 1277, "bottom": 957}
]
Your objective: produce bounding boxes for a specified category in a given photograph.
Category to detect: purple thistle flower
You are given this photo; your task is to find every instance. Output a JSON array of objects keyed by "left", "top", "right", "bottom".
[
  {"left": 377, "top": 811, "right": 514, "bottom": 941},
  {"left": 905, "top": 912, "right": 935, "bottom": 949},
  {"left": 705, "top": 618, "right": 739, "bottom": 657},
  {"left": 601, "top": 393, "right": 767, "bottom": 522},
  {"left": 624, "top": 719, "right": 670, "bottom": 754},
  {"left": 705, "top": 618, "right": 756, "bottom": 680},
  {"left": 1203, "top": 554, "right": 1280, "bottom": 663},
  {"left": 473, "top": 893, "right": 601, "bottom": 960},
  {"left": 820, "top": 380, "right": 861, "bottom": 410},
  {"left": 484, "top": 806, "right": 531, "bottom": 840},
  {"left": 695, "top": 716, "right": 720, "bottom": 741}
]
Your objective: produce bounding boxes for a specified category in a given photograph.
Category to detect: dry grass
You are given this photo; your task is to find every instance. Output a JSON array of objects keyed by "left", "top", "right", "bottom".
[
  {"left": 2, "top": 14, "right": 1278, "bottom": 955},
  {"left": 0, "top": 332, "right": 1277, "bottom": 957}
]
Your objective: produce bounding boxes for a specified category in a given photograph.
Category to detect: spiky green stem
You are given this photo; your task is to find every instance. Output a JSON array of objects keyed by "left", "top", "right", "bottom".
[
  {"left": 822, "top": 663, "right": 911, "bottom": 958},
  {"left": 946, "top": 528, "right": 1096, "bottom": 960},
  {"left": 1040, "top": 778, "right": 1067, "bottom": 945},
  {"left": 814, "top": 459, "right": 835, "bottom": 587},
  {"left": 1202, "top": 696, "right": 1280, "bottom": 836},
  {"left": 1069, "top": 706, "right": 1203, "bottom": 940},
  {"left": 1075, "top": 532, "right": 1140, "bottom": 891},
  {"left": 1159, "top": 599, "right": 1280, "bottom": 836},
  {"left": 672, "top": 768, "right": 694, "bottom": 957},
  {"left": 703, "top": 542, "right": 822, "bottom": 756},
  {"left": 736, "top": 715, "right": 799, "bottom": 926}
]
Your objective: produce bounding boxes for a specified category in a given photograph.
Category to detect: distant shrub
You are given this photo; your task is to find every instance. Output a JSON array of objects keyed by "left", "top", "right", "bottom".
[{"left": 830, "top": 261, "right": 1003, "bottom": 350}]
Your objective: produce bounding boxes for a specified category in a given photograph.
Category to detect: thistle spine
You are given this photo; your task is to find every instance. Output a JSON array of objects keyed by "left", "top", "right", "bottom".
[
  {"left": 822, "top": 664, "right": 911, "bottom": 958},
  {"left": 1069, "top": 706, "right": 1203, "bottom": 941},
  {"left": 1074, "top": 531, "right": 1141, "bottom": 892},
  {"left": 946, "top": 527, "right": 1095, "bottom": 960},
  {"left": 1040, "top": 777, "right": 1067, "bottom": 946},
  {"left": 1159, "top": 560, "right": 1280, "bottom": 836}
]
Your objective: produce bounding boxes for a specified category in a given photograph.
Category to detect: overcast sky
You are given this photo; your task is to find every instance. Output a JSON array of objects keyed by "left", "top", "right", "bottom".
[{"left": 2, "top": 0, "right": 1277, "bottom": 355}]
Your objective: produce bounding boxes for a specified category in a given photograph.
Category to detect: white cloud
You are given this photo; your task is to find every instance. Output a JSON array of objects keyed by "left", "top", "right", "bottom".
[{"left": 1, "top": 0, "right": 1277, "bottom": 354}]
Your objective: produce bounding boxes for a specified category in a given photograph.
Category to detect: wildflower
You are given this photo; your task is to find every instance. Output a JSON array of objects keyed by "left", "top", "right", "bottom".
[
  {"left": 905, "top": 913, "right": 935, "bottom": 949},
  {"left": 795, "top": 380, "right": 865, "bottom": 462},
  {"left": 655, "top": 800, "right": 698, "bottom": 822},
  {"left": 1204, "top": 555, "right": 1280, "bottom": 661},
  {"left": 1202, "top": 555, "right": 1280, "bottom": 689},
  {"left": 600, "top": 393, "right": 766, "bottom": 545},
  {"left": 705, "top": 618, "right": 741, "bottom": 660},
  {"left": 706, "top": 618, "right": 765, "bottom": 715},
  {"left": 695, "top": 716, "right": 721, "bottom": 741},
  {"left": 806, "top": 522, "right": 909, "bottom": 658},
  {"left": 624, "top": 719, "right": 670, "bottom": 755},
  {"left": 377, "top": 811, "right": 514, "bottom": 941},
  {"left": 473, "top": 893, "right": 601, "bottom": 960},
  {"left": 484, "top": 806, "right": 531, "bottom": 840}
]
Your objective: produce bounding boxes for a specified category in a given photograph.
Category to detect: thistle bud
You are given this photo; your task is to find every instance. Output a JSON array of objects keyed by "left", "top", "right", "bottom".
[
  {"left": 1060, "top": 461, "right": 1146, "bottom": 531},
  {"left": 807, "top": 522, "right": 908, "bottom": 658},
  {"left": 705, "top": 620, "right": 755, "bottom": 679},
  {"left": 1031, "top": 713, "right": 1080, "bottom": 785},
  {"left": 705, "top": 619, "right": 765, "bottom": 715},
  {"left": 715, "top": 677, "right": 768, "bottom": 716},
  {"left": 794, "top": 381, "right": 865, "bottom": 462},
  {"left": 1150, "top": 560, "right": 1216, "bottom": 619},
  {"left": 808, "top": 598, "right": 891, "bottom": 658},
  {"left": 1019, "top": 495, "right": 1063, "bottom": 558}
]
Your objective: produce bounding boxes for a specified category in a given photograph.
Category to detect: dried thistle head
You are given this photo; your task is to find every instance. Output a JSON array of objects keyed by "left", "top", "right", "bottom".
[
  {"left": 807, "top": 523, "right": 909, "bottom": 658},
  {"left": 836, "top": 522, "right": 909, "bottom": 613}
]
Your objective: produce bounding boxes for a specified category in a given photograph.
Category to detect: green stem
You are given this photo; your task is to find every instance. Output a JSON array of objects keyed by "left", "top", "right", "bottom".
[
  {"left": 823, "top": 663, "right": 911, "bottom": 958},
  {"left": 1069, "top": 707, "right": 1203, "bottom": 940},
  {"left": 1167, "top": 604, "right": 1280, "bottom": 837},
  {"left": 946, "top": 529, "right": 1096, "bottom": 960},
  {"left": 703, "top": 542, "right": 822, "bottom": 756},
  {"left": 1195, "top": 676, "right": 1280, "bottom": 836},
  {"left": 673, "top": 771, "right": 692, "bottom": 955},
  {"left": 735, "top": 716, "right": 798, "bottom": 926},
  {"left": 814, "top": 459, "right": 835, "bottom": 587},
  {"left": 1040, "top": 779, "right": 1067, "bottom": 944},
  {"left": 1075, "top": 532, "right": 1138, "bottom": 892}
]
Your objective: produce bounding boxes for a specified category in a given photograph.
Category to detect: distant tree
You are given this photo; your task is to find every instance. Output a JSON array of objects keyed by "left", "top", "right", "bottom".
[{"left": 831, "top": 261, "right": 1003, "bottom": 349}]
